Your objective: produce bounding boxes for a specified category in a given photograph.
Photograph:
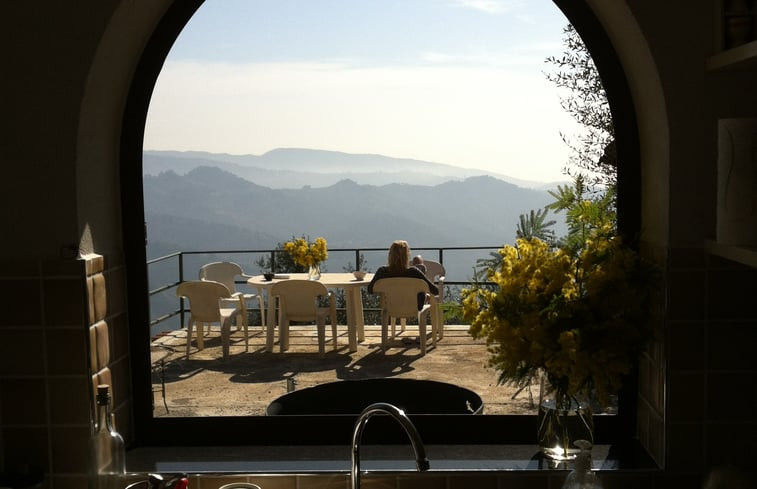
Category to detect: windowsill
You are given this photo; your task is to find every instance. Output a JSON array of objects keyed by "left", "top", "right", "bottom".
[{"left": 126, "top": 443, "right": 658, "bottom": 474}]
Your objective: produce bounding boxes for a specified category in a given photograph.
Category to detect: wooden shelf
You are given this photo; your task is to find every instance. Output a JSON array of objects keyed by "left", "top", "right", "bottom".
[
  {"left": 707, "top": 39, "right": 757, "bottom": 70},
  {"left": 705, "top": 240, "right": 757, "bottom": 267}
]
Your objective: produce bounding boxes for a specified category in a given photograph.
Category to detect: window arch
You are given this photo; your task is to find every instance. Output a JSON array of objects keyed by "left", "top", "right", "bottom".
[{"left": 121, "top": 0, "right": 641, "bottom": 446}]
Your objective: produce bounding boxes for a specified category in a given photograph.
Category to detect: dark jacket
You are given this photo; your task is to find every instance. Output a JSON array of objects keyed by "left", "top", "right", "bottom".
[{"left": 368, "top": 266, "right": 439, "bottom": 310}]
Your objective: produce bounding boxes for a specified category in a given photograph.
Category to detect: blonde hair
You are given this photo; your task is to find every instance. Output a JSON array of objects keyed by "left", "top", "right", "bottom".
[{"left": 387, "top": 240, "right": 410, "bottom": 273}]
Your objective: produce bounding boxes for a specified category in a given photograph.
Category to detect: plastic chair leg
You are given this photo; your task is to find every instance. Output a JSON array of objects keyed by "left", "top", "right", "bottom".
[
  {"left": 419, "top": 314, "right": 427, "bottom": 355},
  {"left": 317, "top": 317, "right": 326, "bottom": 357}
]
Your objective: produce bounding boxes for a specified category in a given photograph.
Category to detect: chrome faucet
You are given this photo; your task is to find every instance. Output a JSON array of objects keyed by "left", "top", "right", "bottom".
[{"left": 350, "top": 402, "right": 430, "bottom": 489}]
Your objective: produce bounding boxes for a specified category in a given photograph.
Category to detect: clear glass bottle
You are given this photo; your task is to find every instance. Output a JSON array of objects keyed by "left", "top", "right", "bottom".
[
  {"left": 91, "top": 384, "right": 126, "bottom": 489},
  {"left": 561, "top": 440, "right": 603, "bottom": 489}
]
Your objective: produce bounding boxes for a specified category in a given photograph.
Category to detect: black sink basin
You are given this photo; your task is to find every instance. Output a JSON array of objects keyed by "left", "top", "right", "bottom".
[{"left": 266, "top": 378, "right": 483, "bottom": 415}]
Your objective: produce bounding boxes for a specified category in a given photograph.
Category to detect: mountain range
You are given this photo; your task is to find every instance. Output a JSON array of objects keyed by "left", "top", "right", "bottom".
[
  {"left": 143, "top": 164, "right": 562, "bottom": 260},
  {"left": 143, "top": 149, "right": 567, "bottom": 330},
  {"left": 143, "top": 148, "right": 562, "bottom": 190}
]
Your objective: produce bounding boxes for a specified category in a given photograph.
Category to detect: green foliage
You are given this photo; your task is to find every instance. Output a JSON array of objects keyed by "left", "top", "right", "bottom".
[
  {"left": 545, "top": 23, "right": 616, "bottom": 195},
  {"left": 516, "top": 207, "right": 557, "bottom": 244},
  {"left": 254, "top": 237, "right": 308, "bottom": 273},
  {"left": 547, "top": 175, "right": 616, "bottom": 256}
]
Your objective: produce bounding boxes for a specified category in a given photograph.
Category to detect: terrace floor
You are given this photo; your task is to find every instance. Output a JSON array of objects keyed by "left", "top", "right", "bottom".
[{"left": 150, "top": 323, "right": 540, "bottom": 417}]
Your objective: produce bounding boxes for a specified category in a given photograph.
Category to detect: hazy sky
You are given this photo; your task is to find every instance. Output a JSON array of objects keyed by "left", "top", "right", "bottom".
[{"left": 144, "top": 0, "right": 579, "bottom": 183}]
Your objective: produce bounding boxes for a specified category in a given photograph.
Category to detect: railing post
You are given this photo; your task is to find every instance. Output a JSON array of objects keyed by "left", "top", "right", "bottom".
[
  {"left": 270, "top": 250, "right": 276, "bottom": 272},
  {"left": 179, "top": 252, "right": 185, "bottom": 330},
  {"left": 355, "top": 249, "right": 361, "bottom": 271}
]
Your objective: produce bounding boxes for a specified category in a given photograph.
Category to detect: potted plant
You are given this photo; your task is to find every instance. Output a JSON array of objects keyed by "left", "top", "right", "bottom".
[
  {"left": 462, "top": 177, "right": 657, "bottom": 459},
  {"left": 283, "top": 236, "right": 328, "bottom": 280}
]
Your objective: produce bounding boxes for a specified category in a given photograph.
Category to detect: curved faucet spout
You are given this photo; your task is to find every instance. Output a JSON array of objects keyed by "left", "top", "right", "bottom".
[{"left": 350, "top": 402, "right": 430, "bottom": 489}]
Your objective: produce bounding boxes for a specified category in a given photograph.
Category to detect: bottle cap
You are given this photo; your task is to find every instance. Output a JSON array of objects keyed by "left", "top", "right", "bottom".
[
  {"left": 96, "top": 384, "right": 111, "bottom": 405},
  {"left": 573, "top": 439, "right": 593, "bottom": 473}
]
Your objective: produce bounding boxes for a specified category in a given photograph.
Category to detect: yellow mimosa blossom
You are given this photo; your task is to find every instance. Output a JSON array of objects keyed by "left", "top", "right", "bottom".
[
  {"left": 462, "top": 234, "right": 657, "bottom": 407},
  {"left": 284, "top": 236, "right": 328, "bottom": 267}
]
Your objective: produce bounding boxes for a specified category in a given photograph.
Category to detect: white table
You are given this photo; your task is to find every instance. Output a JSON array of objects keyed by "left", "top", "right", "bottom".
[{"left": 247, "top": 272, "right": 373, "bottom": 353}]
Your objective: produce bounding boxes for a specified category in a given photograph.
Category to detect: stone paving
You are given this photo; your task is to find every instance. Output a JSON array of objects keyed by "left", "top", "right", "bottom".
[{"left": 150, "top": 324, "right": 540, "bottom": 417}]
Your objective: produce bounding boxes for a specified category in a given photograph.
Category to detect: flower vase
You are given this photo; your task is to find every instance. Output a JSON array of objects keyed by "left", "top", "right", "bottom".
[
  {"left": 537, "top": 379, "right": 594, "bottom": 460},
  {"left": 308, "top": 263, "right": 321, "bottom": 280}
]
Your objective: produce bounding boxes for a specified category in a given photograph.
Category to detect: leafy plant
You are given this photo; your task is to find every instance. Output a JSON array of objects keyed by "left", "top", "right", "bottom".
[
  {"left": 545, "top": 23, "right": 615, "bottom": 193},
  {"left": 463, "top": 176, "right": 657, "bottom": 406},
  {"left": 283, "top": 236, "right": 328, "bottom": 267}
]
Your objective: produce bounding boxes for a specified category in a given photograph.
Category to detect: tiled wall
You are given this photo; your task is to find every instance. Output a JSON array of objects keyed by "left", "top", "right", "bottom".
[
  {"left": 662, "top": 246, "right": 757, "bottom": 474},
  {"left": 2, "top": 247, "right": 755, "bottom": 488},
  {"left": 0, "top": 254, "right": 131, "bottom": 489}
]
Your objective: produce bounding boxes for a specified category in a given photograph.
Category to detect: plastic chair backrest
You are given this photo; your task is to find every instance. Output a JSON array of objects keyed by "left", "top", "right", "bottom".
[
  {"left": 270, "top": 280, "right": 328, "bottom": 318},
  {"left": 422, "top": 260, "right": 446, "bottom": 283},
  {"left": 176, "top": 280, "right": 232, "bottom": 322},
  {"left": 200, "top": 261, "right": 244, "bottom": 293},
  {"left": 373, "top": 277, "right": 430, "bottom": 317},
  {"left": 199, "top": 261, "right": 245, "bottom": 293}
]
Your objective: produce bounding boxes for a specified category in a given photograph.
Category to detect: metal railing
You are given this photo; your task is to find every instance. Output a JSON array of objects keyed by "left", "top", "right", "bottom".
[{"left": 147, "top": 245, "right": 503, "bottom": 332}]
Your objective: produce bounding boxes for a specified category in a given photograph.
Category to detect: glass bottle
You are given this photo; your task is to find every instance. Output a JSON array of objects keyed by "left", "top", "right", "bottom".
[
  {"left": 561, "top": 440, "right": 603, "bottom": 489},
  {"left": 91, "top": 384, "right": 126, "bottom": 489}
]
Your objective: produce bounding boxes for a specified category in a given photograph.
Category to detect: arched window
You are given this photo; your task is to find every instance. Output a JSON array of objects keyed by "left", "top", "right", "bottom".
[{"left": 122, "top": 0, "right": 640, "bottom": 446}]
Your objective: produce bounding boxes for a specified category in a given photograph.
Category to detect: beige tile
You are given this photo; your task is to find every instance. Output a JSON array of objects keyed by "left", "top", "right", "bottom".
[
  {"left": 49, "top": 376, "right": 91, "bottom": 424},
  {"left": 495, "top": 473, "right": 549, "bottom": 489},
  {"left": 297, "top": 474, "right": 349, "bottom": 489},
  {"left": 85, "top": 253, "right": 104, "bottom": 276},
  {"left": 111, "top": 356, "right": 132, "bottom": 406},
  {"left": 94, "top": 320, "right": 111, "bottom": 369},
  {"left": 0, "top": 258, "right": 41, "bottom": 278},
  {"left": 87, "top": 276, "right": 95, "bottom": 324},
  {"left": 0, "top": 378, "right": 47, "bottom": 424},
  {"left": 667, "top": 270, "right": 706, "bottom": 321},
  {"left": 355, "top": 478, "right": 394, "bottom": 489},
  {"left": 396, "top": 474, "right": 446, "bottom": 489},
  {"left": 52, "top": 474, "right": 89, "bottom": 489},
  {"left": 0, "top": 329, "right": 45, "bottom": 375},
  {"left": 668, "top": 322, "right": 705, "bottom": 370},
  {"left": 89, "top": 324, "right": 98, "bottom": 372},
  {"left": 666, "top": 423, "right": 704, "bottom": 471},
  {"left": 447, "top": 473, "right": 498, "bottom": 489},
  {"left": 92, "top": 273, "right": 107, "bottom": 323},
  {"left": 3, "top": 426, "right": 51, "bottom": 472},
  {"left": 111, "top": 313, "right": 130, "bottom": 360},
  {"left": 43, "top": 257, "right": 85, "bottom": 277},
  {"left": 44, "top": 277, "right": 86, "bottom": 326},
  {"left": 197, "top": 475, "right": 297, "bottom": 489},
  {"left": 51, "top": 425, "right": 90, "bottom": 474},
  {"left": 0, "top": 278, "right": 42, "bottom": 326},
  {"left": 106, "top": 266, "right": 127, "bottom": 316},
  {"left": 667, "top": 372, "right": 704, "bottom": 422},
  {"left": 599, "top": 472, "right": 655, "bottom": 489},
  {"left": 706, "top": 372, "right": 756, "bottom": 421},
  {"left": 249, "top": 477, "right": 297, "bottom": 489},
  {"left": 46, "top": 327, "right": 88, "bottom": 375}
]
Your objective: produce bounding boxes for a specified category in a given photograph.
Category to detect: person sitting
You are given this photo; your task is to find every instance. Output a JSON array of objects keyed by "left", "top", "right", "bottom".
[
  {"left": 411, "top": 254, "right": 427, "bottom": 274},
  {"left": 368, "top": 240, "right": 438, "bottom": 310}
]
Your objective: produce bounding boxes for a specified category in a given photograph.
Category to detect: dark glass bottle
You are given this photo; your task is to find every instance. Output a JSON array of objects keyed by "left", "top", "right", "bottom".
[{"left": 91, "top": 384, "right": 126, "bottom": 489}]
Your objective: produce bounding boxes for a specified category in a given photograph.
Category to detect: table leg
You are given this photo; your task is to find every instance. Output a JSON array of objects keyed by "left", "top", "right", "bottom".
[
  {"left": 344, "top": 287, "right": 366, "bottom": 351},
  {"left": 266, "top": 294, "right": 277, "bottom": 352}
]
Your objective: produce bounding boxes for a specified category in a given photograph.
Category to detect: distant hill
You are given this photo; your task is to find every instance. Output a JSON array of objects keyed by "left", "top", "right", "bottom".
[
  {"left": 143, "top": 148, "right": 563, "bottom": 190},
  {"left": 143, "top": 161, "right": 567, "bottom": 333},
  {"left": 143, "top": 166, "right": 561, "bottom": 257}
]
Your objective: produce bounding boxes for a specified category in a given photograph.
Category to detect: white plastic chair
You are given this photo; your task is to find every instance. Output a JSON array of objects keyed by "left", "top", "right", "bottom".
[
  {"left": 199, "top": 261, "right": 266, "bottom": 330},
  {"left": 269, "top": 280, "right": 337, "bottom": 357},
  {"left": 176, "top": 280, "right": 248, "bottom": 360},
  {"left": 421, "top": 259, "right": 446, "bottom": 339},
  {"left": 372, "top": 277, "right": 439, "bottom": 355}
]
